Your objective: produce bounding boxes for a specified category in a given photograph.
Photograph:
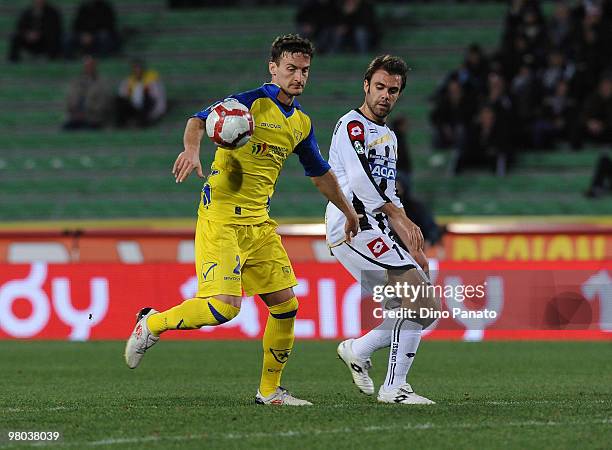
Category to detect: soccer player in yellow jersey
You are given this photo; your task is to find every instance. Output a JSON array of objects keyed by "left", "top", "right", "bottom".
[{"left": 124, "top": 34, "right": 360, "bottom": 405}]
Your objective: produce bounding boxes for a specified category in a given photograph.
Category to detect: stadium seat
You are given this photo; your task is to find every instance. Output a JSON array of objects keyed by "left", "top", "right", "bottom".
[{"left": 0, "top": 1, "right": 605, "bottom": 220}]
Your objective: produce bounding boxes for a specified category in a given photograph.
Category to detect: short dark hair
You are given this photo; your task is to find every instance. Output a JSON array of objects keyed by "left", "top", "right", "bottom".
[
  {"left": 364, "top": 55, "right": 409, "bottom": 92},
  {"left": 270, "top": 34, "right": 314, "bottom": 64}
]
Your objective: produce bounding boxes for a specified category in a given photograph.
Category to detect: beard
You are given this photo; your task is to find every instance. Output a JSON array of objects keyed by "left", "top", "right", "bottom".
[{"left": 366, "top": 98, "right": 391, "bottom": 121}]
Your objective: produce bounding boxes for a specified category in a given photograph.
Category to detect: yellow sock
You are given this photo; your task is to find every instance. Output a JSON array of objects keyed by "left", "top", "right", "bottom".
[
  {"left": 259, "top": 297, "right": 298, "bottom": 397},
  {"left": 146, "top": 297, "right": 239, "bottom": 336}
]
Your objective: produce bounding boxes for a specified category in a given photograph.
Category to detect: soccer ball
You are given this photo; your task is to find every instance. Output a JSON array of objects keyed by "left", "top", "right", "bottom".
[{"left": 205, "top": 99, "right": 254, "bottom": 148}]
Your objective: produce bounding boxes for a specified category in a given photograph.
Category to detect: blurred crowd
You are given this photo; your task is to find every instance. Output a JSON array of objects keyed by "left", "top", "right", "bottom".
[
  {"left": 63, "top": 57, "right": 167, "bottom": 130},
  {"left": 7, "top": 0, "right": 167, "bottom": 130},
  {"left": 430, "top": 0, "right": 612, "bottom": 176},
  {"left": 8, "top": 0, "right": 121, "bottom": 62},
  {"left": 296, "top": 0, "right": 379, "bottom": 54},
  {"left": 6, "top": 0, "right": 610, "bottom": 197}
]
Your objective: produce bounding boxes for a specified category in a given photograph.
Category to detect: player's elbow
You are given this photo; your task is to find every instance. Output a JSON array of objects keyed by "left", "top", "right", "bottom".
[
  {"left": 310, "top": 169, "right": 331, "bottom": 187},
  {"left": 381, "top": 202, "right": 402, "bottom": 219},
  {"left": 187, "top": 117, "right": 204, "bottom": 129}
]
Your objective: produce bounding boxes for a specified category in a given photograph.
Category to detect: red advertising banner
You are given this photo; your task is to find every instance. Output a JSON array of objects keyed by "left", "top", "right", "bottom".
[{"left": 0, "top": 261, "right": 610, "bottom": 341}]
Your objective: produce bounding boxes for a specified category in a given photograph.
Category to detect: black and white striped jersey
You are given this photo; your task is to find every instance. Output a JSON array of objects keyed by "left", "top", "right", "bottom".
[{"left": 326, "top": 109, "right": 403, "bottom": 246}]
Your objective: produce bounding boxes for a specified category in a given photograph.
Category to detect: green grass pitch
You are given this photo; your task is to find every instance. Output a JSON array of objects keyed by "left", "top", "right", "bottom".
[{"left": 1, "top": 341, "right": 610, "bottom": 449}]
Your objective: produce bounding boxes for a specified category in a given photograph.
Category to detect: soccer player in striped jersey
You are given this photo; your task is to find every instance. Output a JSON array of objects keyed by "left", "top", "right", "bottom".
[{"left": 327, "top": 55, "right": 441, "bottom": 404}]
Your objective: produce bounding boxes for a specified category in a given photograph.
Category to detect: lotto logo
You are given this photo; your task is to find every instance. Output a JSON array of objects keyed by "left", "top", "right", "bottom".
[
  {"left": 366, "top": 238, "right": 390, "bottom": 258},
  {"left": 347, "top": 120, "right": 365, "bottom": 141}
]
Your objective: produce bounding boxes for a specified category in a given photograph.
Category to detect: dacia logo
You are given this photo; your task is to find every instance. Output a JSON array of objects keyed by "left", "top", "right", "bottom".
[
  {"left": 270, "top": 348, "right": 291, "bottom": 364},
  {"left": 370, "top": 164, "right": 396, "bottom": 180}
]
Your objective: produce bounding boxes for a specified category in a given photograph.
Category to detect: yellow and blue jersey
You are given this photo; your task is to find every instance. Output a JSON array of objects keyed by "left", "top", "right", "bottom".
[{"left": 193, "top": 83, "right": 330, "bottom": 225}]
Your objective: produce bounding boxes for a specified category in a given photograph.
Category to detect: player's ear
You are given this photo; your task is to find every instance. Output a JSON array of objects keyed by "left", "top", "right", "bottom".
[
  {"left": 363, "top": 79, "right": 369, "bottom": 95},
  {"left": 269, "top": 61, "right": 277, "bottom": 78}
]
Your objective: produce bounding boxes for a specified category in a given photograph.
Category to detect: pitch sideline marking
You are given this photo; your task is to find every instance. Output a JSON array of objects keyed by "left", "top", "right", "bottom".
[{"left": 2, "top": 418, "right": 610, "bottom": 448}]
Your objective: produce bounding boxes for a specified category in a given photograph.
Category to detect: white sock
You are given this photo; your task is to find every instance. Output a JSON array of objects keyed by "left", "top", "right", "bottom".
[
  {"left": 351, "top": 316, "right": 394, "bottom": 360},
  {"left": 383, "top": 319, "right": 422, "bottom": 391}
]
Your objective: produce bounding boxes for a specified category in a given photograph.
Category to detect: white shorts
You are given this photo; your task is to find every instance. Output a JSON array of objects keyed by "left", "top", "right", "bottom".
[{"left": 330, "top": 229, "right": 429, "bottom": 306}]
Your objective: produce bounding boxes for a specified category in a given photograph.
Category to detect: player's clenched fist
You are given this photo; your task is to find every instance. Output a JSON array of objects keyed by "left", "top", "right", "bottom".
[{"left": 173, "top": 151, "right": 204, "bottom": 183}]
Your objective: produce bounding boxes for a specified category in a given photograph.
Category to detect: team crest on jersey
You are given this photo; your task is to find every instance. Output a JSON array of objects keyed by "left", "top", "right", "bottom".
[
  {"left": 366, "top": 237, "right": 390, "bottom": 258},
  {"left": 293, "top": 130, "right": 303, "bottom": 141}
]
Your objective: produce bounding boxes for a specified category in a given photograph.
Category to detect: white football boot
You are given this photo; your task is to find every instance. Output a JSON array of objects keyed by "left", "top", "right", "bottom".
[
  {"left": 255, "top": 387, "right": 313, "bottom": 406},
  {"left": 377, "top": 384, "right": 435, "bottom": 405},
  {"left": 124, "top": 307, "right": 159, "bottom": 369},
  {"left": 337, "top": 339, "right": 375, "bottom": 395}
]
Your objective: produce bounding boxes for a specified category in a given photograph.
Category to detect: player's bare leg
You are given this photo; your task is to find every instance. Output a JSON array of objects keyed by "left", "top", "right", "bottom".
[{"left": 255, "top": 287, "right": 312, "bottom": 406}]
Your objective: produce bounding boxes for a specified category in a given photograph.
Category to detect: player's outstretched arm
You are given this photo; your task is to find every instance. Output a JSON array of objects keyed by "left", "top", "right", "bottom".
[
  {"left": 311, "top": 170, "right": 360, "bottom": 242},
  {"left": 173, "top": 117, "right": 205, "bottom": 183}
]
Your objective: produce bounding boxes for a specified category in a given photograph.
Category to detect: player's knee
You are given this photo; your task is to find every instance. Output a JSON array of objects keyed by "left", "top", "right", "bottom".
[
  {"left": 207, "top": 297, "right": 240, "bottom": 325},
  {"left": 417, "top": 296, "right": 441, "bottom": 329},
  {"left": 268, "top": 296, "right": 299, "bottom": 319},
  {"left": 287, "top": 296, "right": 299, "bottom": 312},
  {"left": 418, "top": 316, "right": 435, "bottom": 330}
]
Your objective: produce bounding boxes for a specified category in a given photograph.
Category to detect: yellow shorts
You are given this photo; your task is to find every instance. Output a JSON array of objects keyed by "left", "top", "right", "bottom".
[{"left": 194, "top": 216, "right": 298, "bottom": 298}]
